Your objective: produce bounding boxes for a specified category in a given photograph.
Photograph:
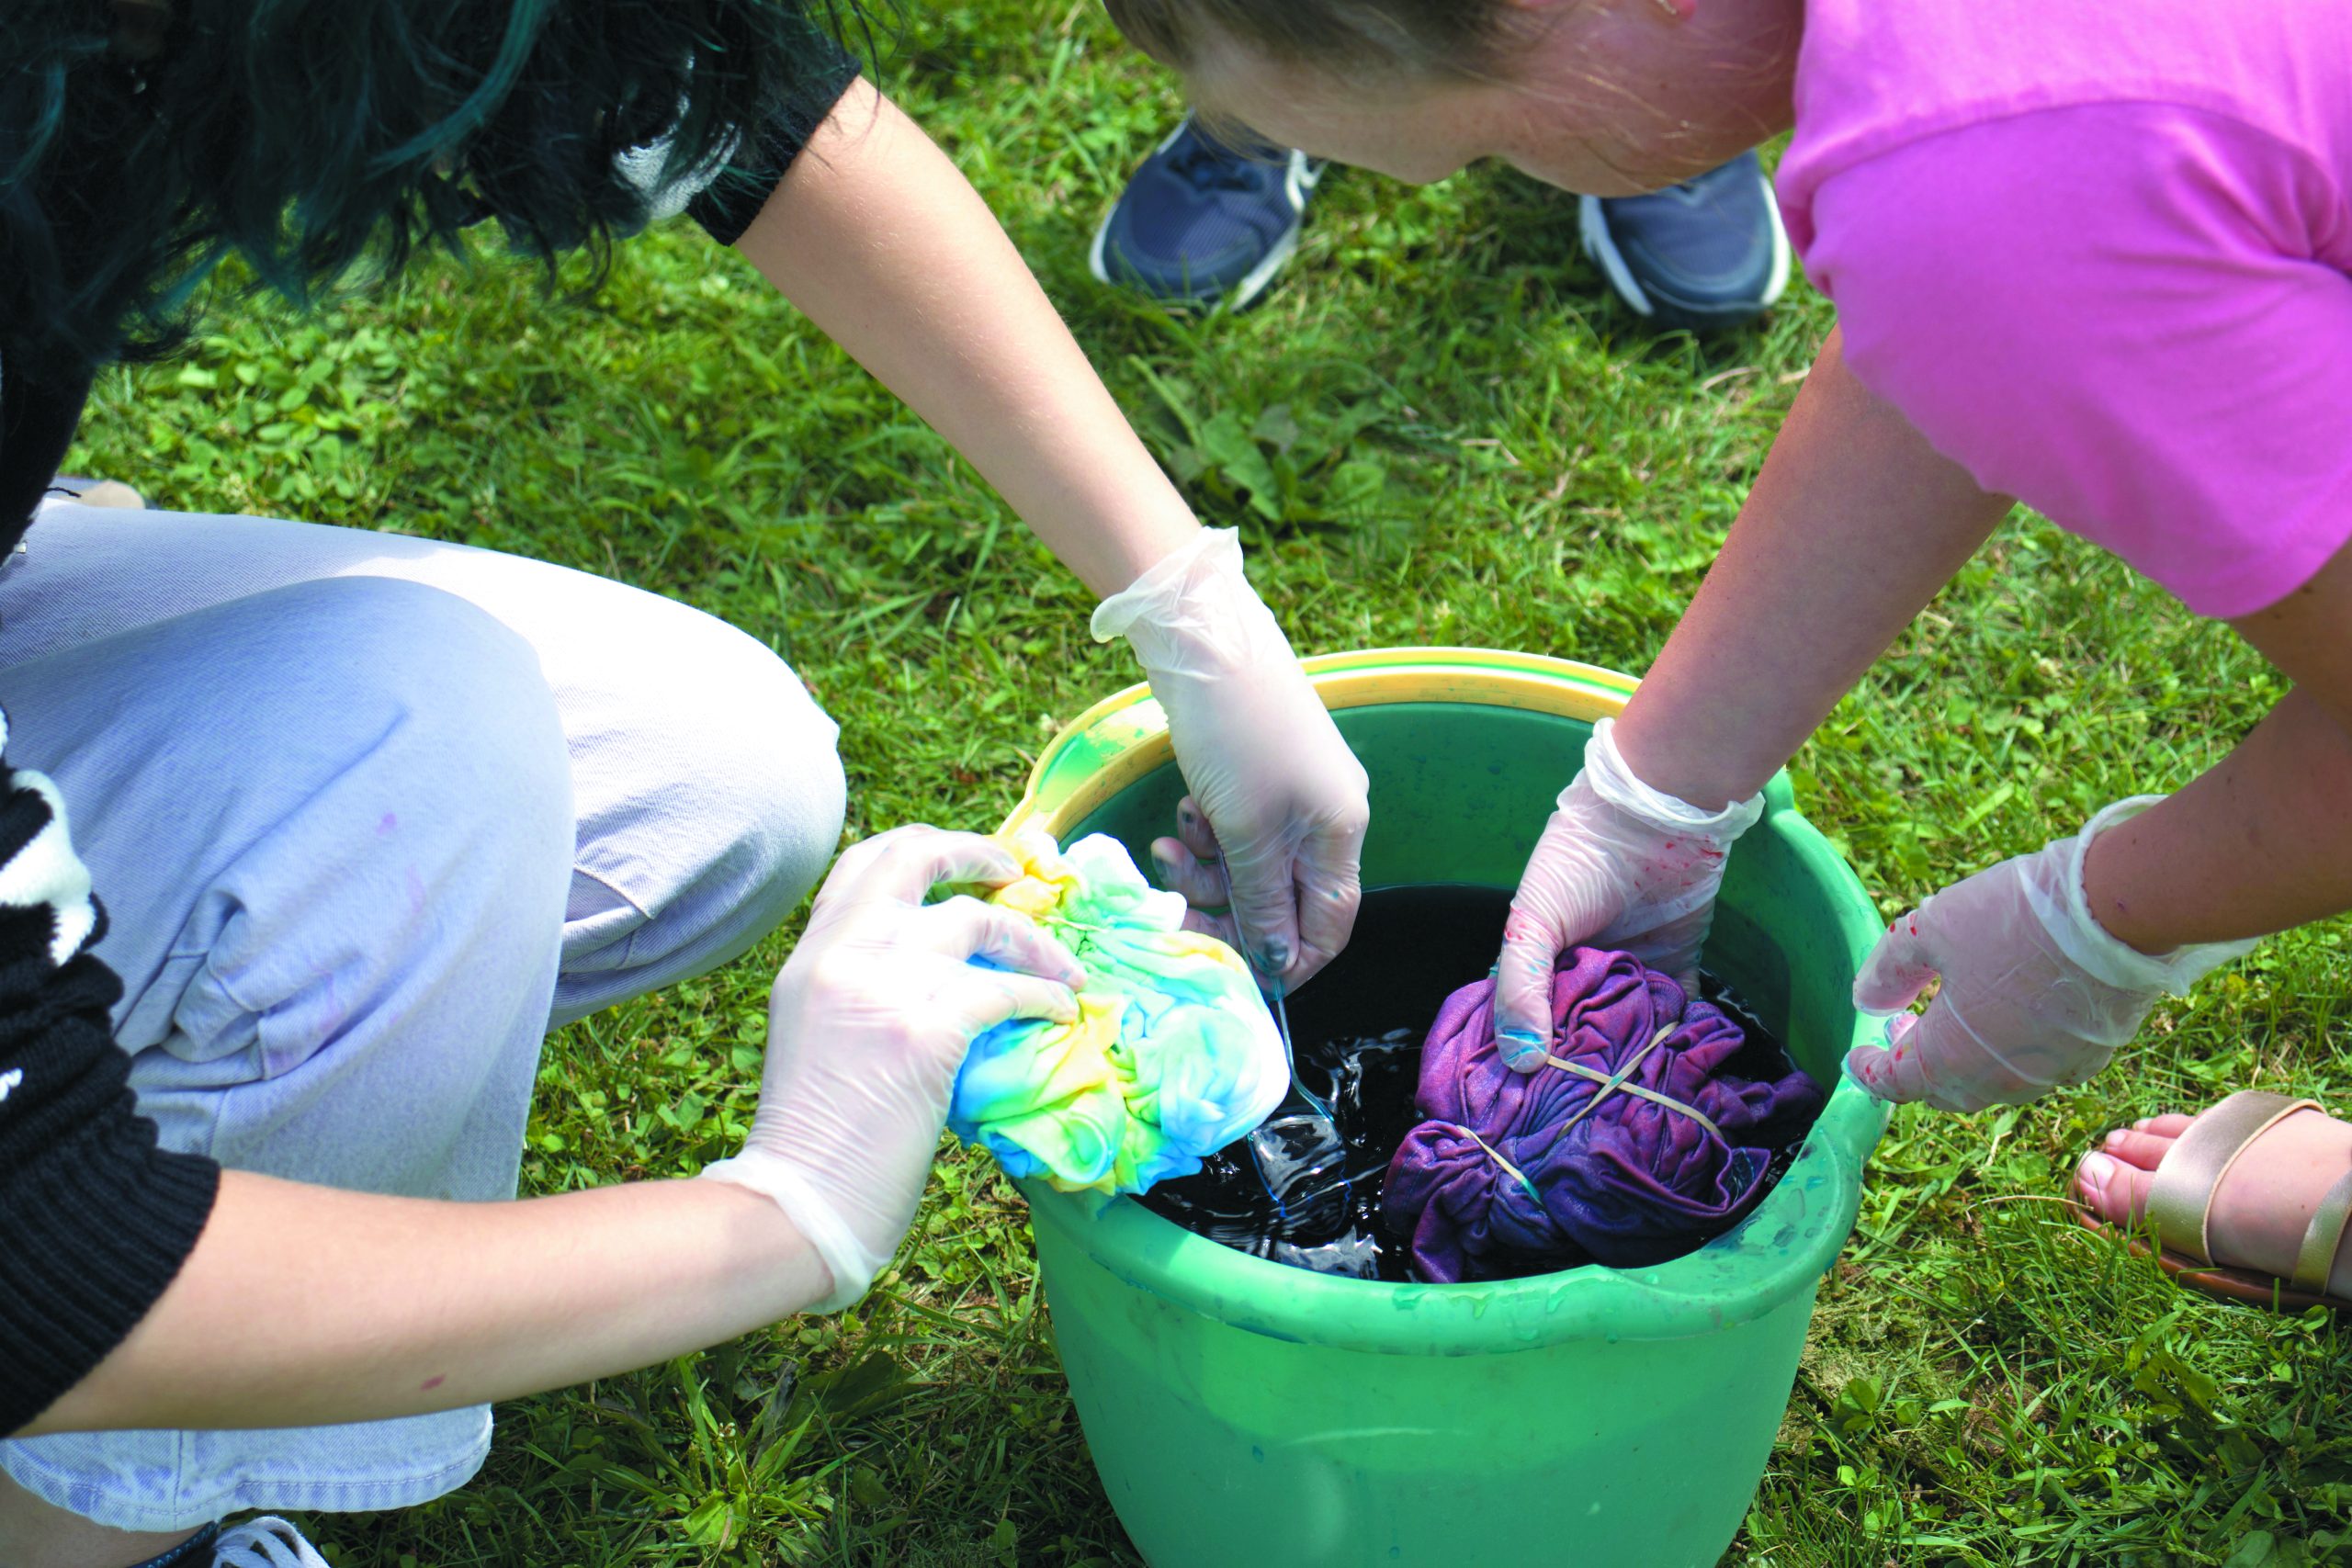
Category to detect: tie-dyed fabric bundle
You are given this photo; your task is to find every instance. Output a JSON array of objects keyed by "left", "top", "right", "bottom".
[
  {"left": 1382, "top": 947, "right": 1824, "bottom": 1283},
  {"left": 948, "top": 830, "right": 1287, "bottom": 1195}
]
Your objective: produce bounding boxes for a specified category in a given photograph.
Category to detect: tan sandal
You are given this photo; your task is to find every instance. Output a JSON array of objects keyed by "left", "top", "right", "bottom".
[{"left": 2073, "top": 1089, "right": 2352, "bottom": 1314}]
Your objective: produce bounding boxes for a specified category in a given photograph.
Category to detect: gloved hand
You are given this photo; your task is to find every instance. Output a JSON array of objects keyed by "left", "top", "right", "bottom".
[
  {"left": 1495, "top": 716, "right": 1765, "bottom": 1070},
  {"left": 1092, "top": 528, "right": 1369, "bottom": 995},
  {"left": 701, "top": 827, "right": 1087, "bottom": 1312},
  {"left": 1849, "top": 796, "right": 2256, "bottom": 1112}
]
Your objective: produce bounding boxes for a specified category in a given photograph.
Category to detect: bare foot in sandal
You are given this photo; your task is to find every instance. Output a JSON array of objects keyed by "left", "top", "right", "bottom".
[{"left": 2075, "top": 1099, "right": 2352, "bottom": 1299}]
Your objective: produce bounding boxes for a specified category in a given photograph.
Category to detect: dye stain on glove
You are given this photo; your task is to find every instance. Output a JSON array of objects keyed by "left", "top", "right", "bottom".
[
  {"left": 1384, "top": 947, "right": 1824, "bottom": 1283},
  {"left": 947, "top": 829, "right": 1289, "bottom": 1195}
]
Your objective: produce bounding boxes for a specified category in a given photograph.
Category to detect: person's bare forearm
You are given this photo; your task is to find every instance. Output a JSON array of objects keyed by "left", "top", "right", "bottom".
[
  {"left": 1613, "top": 330, "right": 2013, "bottom": 807},
  {"left": 2084, "top": 537, "right": 2352, "bottom": 953},
  {"left": 22, "top": 1171, "right": 828, "bottom": 1437},
  {"left": 2083, "top": 688, "right": 2352, "bottom": 952},
  {"left": 736, "top": 80, "right": 1199, "bottom": 597}
]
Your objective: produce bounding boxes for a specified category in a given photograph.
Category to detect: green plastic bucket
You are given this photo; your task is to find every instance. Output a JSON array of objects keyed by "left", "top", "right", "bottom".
[{"left": 1001, "top": 649, "right": 1888, "bottom": 1567}]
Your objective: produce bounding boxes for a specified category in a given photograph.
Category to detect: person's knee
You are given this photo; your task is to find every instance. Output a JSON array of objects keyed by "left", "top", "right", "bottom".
[
  {"left": 309, "top": 577, "right": 572, "bottom": 852},
  {"left": 731, "top": 663, "right": 848, "bottom": 925},
  {"left": 198, "top": 578, "right": 575, "bottom": 958},
  {"left": 560, "top": 623, "right": 843, "bottom": 1011},
  {"left": 636, "top": 631, "right": 844, "bottom": 937}
]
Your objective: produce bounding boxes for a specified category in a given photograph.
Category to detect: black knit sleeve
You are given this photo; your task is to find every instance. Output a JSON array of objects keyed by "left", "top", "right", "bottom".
[
  {"left": 0, "top": 350, "right": 96, "bottom": 555},
  {"left": 685, "top": 36, "right": 862, "bottom": 247},
  {"left": 0, "top": 728, "right": 220, "bottom": 1436}
]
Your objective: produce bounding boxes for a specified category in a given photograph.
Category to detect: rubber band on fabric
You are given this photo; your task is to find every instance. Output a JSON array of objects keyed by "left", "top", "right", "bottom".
[
  {"left": 1437, "top": 1122, "right": 1542, "bottom": 1204},
  {"left": 946, "top": 829, "right": 1289, "bottom": 1197},
  {"left": 1543, "top": 1024, "right": 1724, "bottom": 1144},
  {"left": 1445, "top": 1028, "right": 1725, "bottom": 1205}
]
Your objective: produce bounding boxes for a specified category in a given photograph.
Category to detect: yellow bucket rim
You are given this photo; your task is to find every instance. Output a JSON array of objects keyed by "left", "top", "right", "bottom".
[{"left": 1001, "top": 647, "right": 1640, "bottom": 841}]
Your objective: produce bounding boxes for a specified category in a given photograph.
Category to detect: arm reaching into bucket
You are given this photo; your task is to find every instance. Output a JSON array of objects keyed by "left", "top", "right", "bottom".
[
  {"left": 1091, "top": 529, "right": 1371, "bottom": 991},
  {"left": 1851, "top": 547, "right": 2352, "bottom": 1110},
  {"left": 734, "top": 82, "right": 1369, "bottom": 993},
  {"left": 24, "top": 829, "right": 1081, "bottom": 1436},
  {"left": 1845, "top": 802, "right": 2257, "bottom": 1111},
  {"left": 1495, "top": 333, "right": 2010, "bottom": 1065}
]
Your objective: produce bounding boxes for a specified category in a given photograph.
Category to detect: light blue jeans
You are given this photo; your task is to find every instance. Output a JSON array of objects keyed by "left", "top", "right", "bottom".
[{"left": 0, "top": 500, "right": 847, "bottom": 1532}]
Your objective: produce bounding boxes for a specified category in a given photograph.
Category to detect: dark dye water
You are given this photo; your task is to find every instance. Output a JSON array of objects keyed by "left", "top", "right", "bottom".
[{"left": 1137, "top": 884, "right": 1809, "bottom": 1282}]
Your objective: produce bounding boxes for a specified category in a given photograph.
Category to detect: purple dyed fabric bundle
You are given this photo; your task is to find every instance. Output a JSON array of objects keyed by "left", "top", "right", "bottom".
[{"left": 1381, "top": 947, "right": 1824, "bottom": 1283}]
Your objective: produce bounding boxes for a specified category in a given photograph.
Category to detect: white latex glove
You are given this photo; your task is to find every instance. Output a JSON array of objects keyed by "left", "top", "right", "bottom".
[
  {"left": 1092, "top": 528, "right": 1370, "bottom": 994},
  {"left": 1495, "top": 716, "right": 1765, "bottom": 1070},
  {"left": 701, "top": 827, "right": 1086, "bottom": 1312},
  {"left": 1848, "top": 796, "right": 2256, "bottom": 1112}
]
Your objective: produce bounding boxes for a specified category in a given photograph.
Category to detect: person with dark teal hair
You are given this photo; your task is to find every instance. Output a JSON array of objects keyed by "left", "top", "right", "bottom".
[{"left": 0, "top": 5, "right": 1371, "bottom": 1564}]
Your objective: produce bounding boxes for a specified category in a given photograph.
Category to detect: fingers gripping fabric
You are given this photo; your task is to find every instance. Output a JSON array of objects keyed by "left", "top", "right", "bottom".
[
  {"left": 948, "top": 830, "right": 1287, "bottom": 1195},
  {"left": 1498, "top": 717, "right": 1767, "bottom": 1053},
  {"left": 1382, "top": 948, "right": 1824, "bottom": 1283}
]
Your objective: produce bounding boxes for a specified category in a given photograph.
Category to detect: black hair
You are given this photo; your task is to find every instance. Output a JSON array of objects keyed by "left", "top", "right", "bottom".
[{"left": 1, "top": 0, "right": 875, "bottom": 380}]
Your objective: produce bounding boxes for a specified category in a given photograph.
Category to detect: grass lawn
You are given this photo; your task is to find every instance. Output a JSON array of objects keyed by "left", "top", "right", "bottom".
[{"left": 65, "top": 2, "right": 2352, "bottom": 1563}]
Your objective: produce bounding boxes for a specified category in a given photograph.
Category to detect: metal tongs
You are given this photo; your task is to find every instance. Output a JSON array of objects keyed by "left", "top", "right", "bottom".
[{"left": 1220, "top": 861, "right": 1351, "bottom": 1236}]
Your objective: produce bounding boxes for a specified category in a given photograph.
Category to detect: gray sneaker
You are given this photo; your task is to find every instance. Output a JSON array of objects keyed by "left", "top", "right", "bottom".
[
  {"left": 1577, "top": 151, "right": 1791, "bottom": 332},
  {"left": 1090, "top": 114, "right": 1326, "bottom": 310}
]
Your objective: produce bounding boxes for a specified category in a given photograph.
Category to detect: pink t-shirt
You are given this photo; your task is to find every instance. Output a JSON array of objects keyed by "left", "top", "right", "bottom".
[{"left": 1777, "top": 0, "right": 2352, "bottom": 618}]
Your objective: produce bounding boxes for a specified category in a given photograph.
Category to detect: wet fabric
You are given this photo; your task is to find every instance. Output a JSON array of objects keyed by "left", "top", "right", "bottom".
[
  {"left": 949, "top": 830, "right": 1287, "bottom": 1196},
  {"left": 1381, "top": 948, "right": 1824, "bottom": 1283}
]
